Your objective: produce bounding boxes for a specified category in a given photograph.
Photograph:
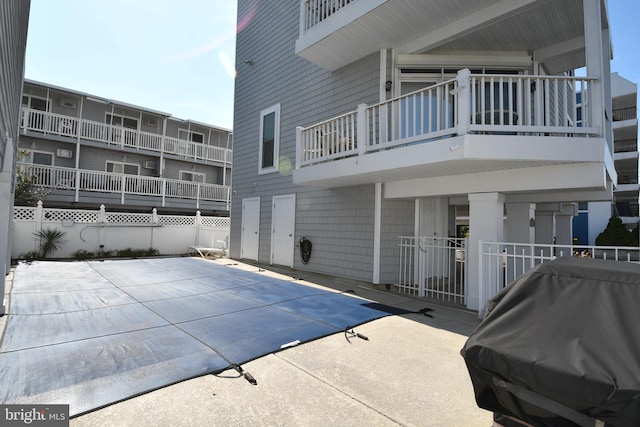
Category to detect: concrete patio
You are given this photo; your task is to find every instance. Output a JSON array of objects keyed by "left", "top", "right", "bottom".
[{"left": 1, "top": 258, "right": 493, "bottom": 426}]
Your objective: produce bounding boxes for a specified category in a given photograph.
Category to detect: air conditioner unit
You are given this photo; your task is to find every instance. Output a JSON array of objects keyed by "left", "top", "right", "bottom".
[
  {"left": 144, "top": 117, "right": 157, "bottom": 126},
  {"left": 56, "top": 148, "right": 73, "bottom": 158},
  {"left": 59, "top": 98, "right": 77, "bottom": 109},
  {"left": 143, "top": 161, "right": 156, "bottom": 170}
]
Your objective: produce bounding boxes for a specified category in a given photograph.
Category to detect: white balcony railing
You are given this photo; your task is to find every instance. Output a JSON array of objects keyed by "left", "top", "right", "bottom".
[
  {"left": 301, "top": 0, "right": 355, "bottom": 32},
  {"left": 17, "top": 162, "right": 230, "bottom": 204},
  {"left": 297, "top": 70, "right": 600, "bottom": 167},
  {"left": 21, "top": 108, "right": 232, "bottom": 164}
]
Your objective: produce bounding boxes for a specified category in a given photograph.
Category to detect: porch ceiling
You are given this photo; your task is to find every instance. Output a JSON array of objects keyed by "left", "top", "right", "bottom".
[{"left": 297, "top": 0, "right": 606, "bottom": 73}]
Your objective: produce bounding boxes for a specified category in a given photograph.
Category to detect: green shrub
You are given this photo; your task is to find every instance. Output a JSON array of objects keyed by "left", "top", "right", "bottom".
[
  {"left": 73, "top": 249, "right": 95, "bottom": 260},
  {"left": 21, "top": 250, "right": 41, "bottom": 261},
  {"left": 595, "top": 216, "right": 636, "bottom": 246},
  {"left": 34, "top": 228, "right": 66, "bottom": 258}
]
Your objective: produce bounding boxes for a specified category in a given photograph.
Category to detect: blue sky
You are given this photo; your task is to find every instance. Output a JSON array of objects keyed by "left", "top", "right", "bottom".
[{"left": 25, "top": 0, "right": 639, "bottom": 131}]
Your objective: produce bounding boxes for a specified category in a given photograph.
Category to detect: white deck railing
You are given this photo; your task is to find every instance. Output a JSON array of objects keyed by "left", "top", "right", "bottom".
[
  {"left": 479, "top": 241, "right": 640, "bottom": 314},
  {"left": 300, "top": 0, "right": 355, "bottom": 32},
  {"left": 297, "top": 70, "right": 600, "bottom": 167},
  {"left": 21, "top": 108, "right": 231, "bottom": 164},
  {"left": 17, "top": 162, "right": 230, "bottom": 204},
  {"left": 399, "top": 236, "right": 638, "bottom": 312}
]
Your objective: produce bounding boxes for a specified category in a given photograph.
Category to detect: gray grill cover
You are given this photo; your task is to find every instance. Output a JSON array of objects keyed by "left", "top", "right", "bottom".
[{"left": 461, "top": 257, "right": 640, "bottom": 427}]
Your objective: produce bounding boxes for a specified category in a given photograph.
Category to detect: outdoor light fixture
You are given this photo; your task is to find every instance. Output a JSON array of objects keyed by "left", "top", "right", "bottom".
[
  {"left": 385, "top": 80, "right": 392, "bottom": 91},
  {"left": 244, "top": 59, "right": 253, "bottom": 65}
]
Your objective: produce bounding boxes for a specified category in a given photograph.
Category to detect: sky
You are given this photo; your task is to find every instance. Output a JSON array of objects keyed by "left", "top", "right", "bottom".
[
  {"left": 25, "top": 0, "right": 238, "bottom": 130},
  {"left": 24, "top": 0, "right": 640, "bottom": 131}
]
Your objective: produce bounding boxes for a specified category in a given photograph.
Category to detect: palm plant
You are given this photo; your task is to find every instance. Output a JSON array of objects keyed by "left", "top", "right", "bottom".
[{"left": 34, "top": 228, "right": 67, "bottom": 258}]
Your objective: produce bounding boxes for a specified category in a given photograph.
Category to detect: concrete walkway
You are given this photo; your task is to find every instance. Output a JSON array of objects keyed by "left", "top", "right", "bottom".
[{"left": 2, "top": 258, "right": 493, "bottom": 426}]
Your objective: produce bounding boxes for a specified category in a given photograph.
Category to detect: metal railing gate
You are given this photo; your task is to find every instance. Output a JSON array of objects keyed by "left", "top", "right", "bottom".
[{"left": 398, "top": 236, "right": 467, "bottom": 305}]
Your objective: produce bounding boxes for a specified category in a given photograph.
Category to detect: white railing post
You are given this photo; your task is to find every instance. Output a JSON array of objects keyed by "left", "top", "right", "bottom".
[
  {"left": 97, "top": 204, "right": 107, "bottom": 250},
  {"left": 455, "top": 68, "right": 471, "bottom": 136},
  {"left": 161, "top": 179, "right": 166, "bottom": 207},
  {"left": 195, "top": 210, "right": 201, "bottom": 246},
  {"left": 120, "top": 175, "right": 126, "bottom": 204},
  {"left": 299, "top": 0, "right": 308, "bottom": 34},
  {"left": 356, "top": 103, "right": 367, "bottom": 155},
  {"left": 296, "top": 126, "right": 303, "bottom": 169},
  {"left": 34, "top": 200, "right": 44, "bottom": 239}
]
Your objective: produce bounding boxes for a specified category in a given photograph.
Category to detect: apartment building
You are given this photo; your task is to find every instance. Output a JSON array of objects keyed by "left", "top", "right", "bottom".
[
  {"left": 231, "top": 0, "right": 615, "bottom": 312},
  {"left": 1, "top": 0, "right": 30, "bottom": 297},
  {"left": 18, "top": 80, "right": 232, "bottom": 216},
  {"left": 574, "top": 72, "right": 639, "bottom": 244}
]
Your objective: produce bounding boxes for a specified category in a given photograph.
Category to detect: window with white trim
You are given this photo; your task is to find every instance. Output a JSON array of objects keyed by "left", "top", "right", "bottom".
[
  {"left": 178, "top": 129, "right": 205, "bottom": 144},
  {"left": 106, "top": 161, "right": 139, "bottom": 175},
  {"left": 259, "top": 104, "right": 280, "bottom": 174},
  {"left": 106, "top": 113, "right": 138, "bottom": 129},
  {"left": 24, "top": 150, "right": 54, "bottom": 166},
  {"left": 179, "top": 171, "right": 206, "bottom": 183}
]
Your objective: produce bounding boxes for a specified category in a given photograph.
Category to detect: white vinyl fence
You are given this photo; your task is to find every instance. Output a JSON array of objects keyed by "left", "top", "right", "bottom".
[
  {"left": 399, "top": 236, "right": 639, "bottom": 314},
  {"left": 12, "top": 201, "right": 230, "bottom": 259}
]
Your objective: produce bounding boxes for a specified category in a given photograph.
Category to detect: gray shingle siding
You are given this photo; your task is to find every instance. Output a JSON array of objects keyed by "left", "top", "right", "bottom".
[
  {"left": 1, "top": 0, "right": 30, "bottom": 278},
  {"left": 232, "top": 1, "right": 411, "bottom": 283}
]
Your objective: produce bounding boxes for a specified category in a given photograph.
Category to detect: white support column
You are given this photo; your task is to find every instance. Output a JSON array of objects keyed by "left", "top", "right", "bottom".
[
  {"left": 506, "top": 202, "right": 535, "bottom": 244},
  {"left": 556, "top": 203, "right": 577, "bottom": 246},
  {"left": 356, "top": 103, "right": 368, "bottom": 156},
  {"left": 467, "top": 192, "right": 504, "bottom": 312},
  {"left": 373, "top": 183, "right": 382, "bottom": 284},
  {"left": 583, "top": 0, "right": 606, "bottom": 134},
  {"left": 0, "top": 136, "right": 15, "bottom": 314},
  {"left": 455, "top": 68, "right": 471, "bottom": 136},
  {"left": 535, "top": 210, "right": 555, "bottom": 245}
]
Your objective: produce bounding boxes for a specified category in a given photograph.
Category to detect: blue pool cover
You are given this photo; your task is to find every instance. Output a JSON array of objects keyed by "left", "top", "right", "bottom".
[{"left": 0, "top": 258, "right": 405, "bottom": 416}]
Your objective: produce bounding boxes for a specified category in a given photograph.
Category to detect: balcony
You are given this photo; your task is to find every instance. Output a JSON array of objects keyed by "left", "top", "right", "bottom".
[
  {"left": 294, "top": 71, "right": 608, "bottom": 190},
  {"left": 17, "top": 162, "right": 230, "bottom": 207},
  {"left": 20, "top": 108, "right": 232, "bottom": 164},
  {"left": 296, "top": 0, "right": 590, "bottom": 73}
]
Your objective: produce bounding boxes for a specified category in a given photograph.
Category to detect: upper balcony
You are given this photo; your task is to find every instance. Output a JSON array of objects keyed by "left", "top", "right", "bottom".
[
  {"left": 20, "top": 107, "right": 232, "bottom": 165},
  {"left": 294, "top": 71, "right": 612, "bottom": 192},
  {"left": 296, "top": 0, "right": 593, "bottom": 73}
]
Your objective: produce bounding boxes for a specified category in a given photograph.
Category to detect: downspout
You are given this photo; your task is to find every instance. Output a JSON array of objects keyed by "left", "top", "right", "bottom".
[{"left": 372, "top": 48, "right": 388, "bottom": 285}]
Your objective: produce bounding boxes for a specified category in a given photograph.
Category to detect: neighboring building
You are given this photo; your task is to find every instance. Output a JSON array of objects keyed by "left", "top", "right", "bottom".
[
  {"left": 231, "top": 0, "right": 615, "bottom": 312},
  {"left": 574, "top": 72, "right": 639, "bottom": 244},
  {"left": 1, "top": 0, "right": 31, "bottom": 310},
  {"left": 18, "top": 80, "right": 233, "bottom": 216}
]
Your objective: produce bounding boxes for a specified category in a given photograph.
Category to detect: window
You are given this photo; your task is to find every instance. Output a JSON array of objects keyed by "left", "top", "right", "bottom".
[
  {"left": 259, "top": 104, "right": 280, "bottom": 173},
  {"left": 106, "top": 113, "right": 138, "bottom": 129},
  {"left": 25, "top": 150, "right": 54, "bottom": 165},
  {"left": 180, "top": 171, "right": 206, "bottom": 183},
  {"left": 178, "top": 129, "right": 205, "bottom": 144},
  {"left": 106, "top": 161, "right": 139, "bottom": 175},
  {"left": 22, "top": 95, "right": 48, "bottom": 111}
]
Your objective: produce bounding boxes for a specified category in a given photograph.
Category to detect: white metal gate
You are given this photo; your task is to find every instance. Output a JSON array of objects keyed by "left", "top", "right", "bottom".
[{"left": 398, "top": 236, "right": 467, "bottom": 304}]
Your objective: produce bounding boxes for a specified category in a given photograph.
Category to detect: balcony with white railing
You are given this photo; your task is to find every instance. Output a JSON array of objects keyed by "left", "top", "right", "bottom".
[
  {"left": 17, "top": 162, "right": 230, "bottom": 208},
  {"left": 20, "top": 108, "right": 232, "bottom": 164},
  {"left": 294, "top": 70, "right": 606, "bottom": 188},
  {"left": 296, "top": 0, "right": 591, "bottom": 73}
]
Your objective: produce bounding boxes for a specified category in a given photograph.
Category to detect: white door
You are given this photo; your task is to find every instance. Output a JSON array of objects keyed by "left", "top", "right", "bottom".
[
  {"left": 241, "top": 197, "right": 260, "bottom": 260},
  {"left": 271, "top": 194, "right": 295, "bottom": 267}
]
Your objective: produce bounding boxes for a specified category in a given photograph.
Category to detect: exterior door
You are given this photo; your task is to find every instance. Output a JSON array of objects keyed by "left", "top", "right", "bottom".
[
  {"left": 241, "top": 197, "right": 260, "bottom": 260},
  {"left": 271, "top": 194, "right": 295, "bottom": 267}
]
